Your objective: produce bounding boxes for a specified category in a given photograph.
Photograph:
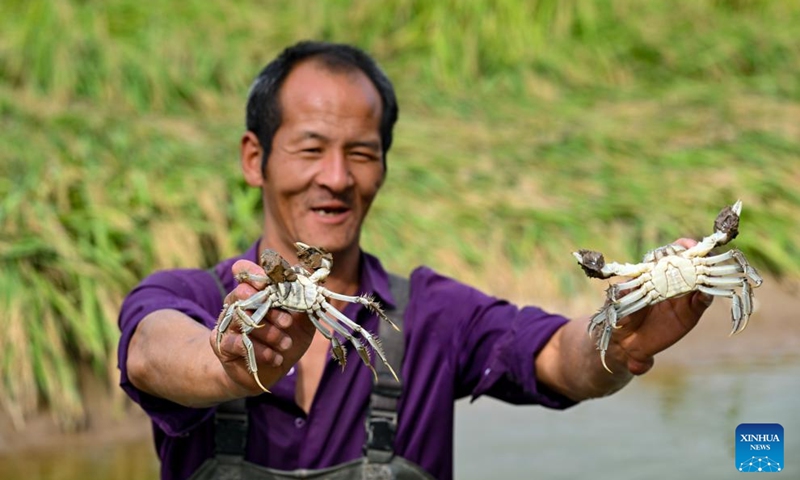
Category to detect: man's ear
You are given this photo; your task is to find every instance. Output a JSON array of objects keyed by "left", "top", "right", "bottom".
[{"left": 241, "top": 131, "right": 265, "bottom": 186}]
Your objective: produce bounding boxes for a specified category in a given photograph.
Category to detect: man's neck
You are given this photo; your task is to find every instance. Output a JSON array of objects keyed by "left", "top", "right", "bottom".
[{"left": 325, "top": 248, "right": 361, "bottom": 297}]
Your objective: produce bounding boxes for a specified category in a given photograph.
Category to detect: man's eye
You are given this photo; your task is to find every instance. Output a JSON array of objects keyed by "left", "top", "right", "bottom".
[
  {"left": 299, "top": 148, "right": 322, "bottom": 158},
  {"left": 351, "top": 151, "right": 377, "bottom": 161}
]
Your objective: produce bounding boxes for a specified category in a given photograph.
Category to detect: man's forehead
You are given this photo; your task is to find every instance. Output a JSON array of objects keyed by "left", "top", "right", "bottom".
[
  {"left": 277, "top": 63, "right": 382, "bottom": 131},
  {"left": 280, "top": 59, "right": 380, "bottom": 105}
]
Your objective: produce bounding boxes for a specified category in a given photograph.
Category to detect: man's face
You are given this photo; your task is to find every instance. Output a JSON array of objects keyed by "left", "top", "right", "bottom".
[{"left": 260, "top": 60, "right": 385, "bottom": 257}]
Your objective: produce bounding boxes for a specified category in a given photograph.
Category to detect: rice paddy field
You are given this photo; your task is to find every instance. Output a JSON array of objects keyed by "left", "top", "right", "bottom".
[{"left": 1, "top": 0, "right": 799, "bottom": 444}]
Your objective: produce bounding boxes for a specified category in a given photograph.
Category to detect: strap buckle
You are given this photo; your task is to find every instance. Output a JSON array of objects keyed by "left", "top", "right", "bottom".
[{"left": 366, "top": 409, "right": 398, "bottom": 453}]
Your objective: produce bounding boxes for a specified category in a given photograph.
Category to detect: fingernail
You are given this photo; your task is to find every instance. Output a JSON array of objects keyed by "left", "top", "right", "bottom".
[
  {"left": 277, "top": 315, "right": 292, "bottom": 328},
  {"left": 274, "top": 354, "right": 284, "bottom": 367},
  {"left": 279, "top": 336, "right": 292, "bottom": 351}
]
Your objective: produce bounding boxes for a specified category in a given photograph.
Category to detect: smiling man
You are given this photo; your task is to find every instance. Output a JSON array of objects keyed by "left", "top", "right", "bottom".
[{"left": 118, "top": 41, "right": 712, "bottom": 480}]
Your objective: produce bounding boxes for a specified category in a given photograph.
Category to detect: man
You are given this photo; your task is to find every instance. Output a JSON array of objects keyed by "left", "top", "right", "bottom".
[{"left": 118, "top": 41, "right": 712, "bottom": 480}]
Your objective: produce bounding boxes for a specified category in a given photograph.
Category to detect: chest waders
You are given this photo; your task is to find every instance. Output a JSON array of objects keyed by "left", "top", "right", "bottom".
[{"left": 189, "top": 272, "right": 434, "bottom": 480}]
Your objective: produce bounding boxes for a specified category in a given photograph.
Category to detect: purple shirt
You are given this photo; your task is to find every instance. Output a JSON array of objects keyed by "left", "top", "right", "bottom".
[{"left": 118, "top": 241, "right": 574, "bottom": 480}]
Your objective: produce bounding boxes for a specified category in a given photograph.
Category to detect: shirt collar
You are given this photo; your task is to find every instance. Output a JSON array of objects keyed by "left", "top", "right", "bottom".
[
  {"left": 245, "top": 239, "right": 260, "bottom": 264},
  {"left": 358, "top": 250, "right": 395, "bottom": 310}
]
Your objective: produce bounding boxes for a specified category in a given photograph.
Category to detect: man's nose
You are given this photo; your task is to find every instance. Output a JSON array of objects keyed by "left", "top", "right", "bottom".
[{"left": 315, "top": 150, "right": 353, "bottom": 192}]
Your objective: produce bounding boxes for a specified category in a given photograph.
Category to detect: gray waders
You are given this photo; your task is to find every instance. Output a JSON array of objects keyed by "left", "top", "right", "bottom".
[{"left": 189, "top": 272, "right": 434, "bottom": 480}]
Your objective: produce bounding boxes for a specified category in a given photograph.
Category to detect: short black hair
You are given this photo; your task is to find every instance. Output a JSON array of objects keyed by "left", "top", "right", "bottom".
[{"left": 245, "top": 41, "right": 399, "bottom": 173}]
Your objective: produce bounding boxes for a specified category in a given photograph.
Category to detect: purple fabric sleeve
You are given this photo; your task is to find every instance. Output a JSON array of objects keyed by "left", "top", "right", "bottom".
[
  {"left": 117, "top": 268, "right": 225, "bottom": 436},
  {"left": 408, "top": 266, "right": 576, "bottom": 409}
]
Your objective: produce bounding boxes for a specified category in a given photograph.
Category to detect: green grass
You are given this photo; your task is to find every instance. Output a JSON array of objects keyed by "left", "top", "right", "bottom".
[{"left": 1, "top": 0, "right": 799, "bottom": 429}]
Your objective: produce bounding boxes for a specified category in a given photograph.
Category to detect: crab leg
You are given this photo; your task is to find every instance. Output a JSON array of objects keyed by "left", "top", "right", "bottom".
[
  {"left": 249, "top": 297, "right": 274, "bottom": 326},
  {"left": 309, "top": 307, "right": 348, "bottom": 367},
  {"left": 235, "top": 306, "right": 265, "bottom": 331},
  {"left": 321, "top": 289, "right": 401, "bottom": 332},
  {"left": 241, "top": 333, "right": 270, "bottom": 393},
  {"left": 698, "top": 250, "right": 739, "bottom": 265},
  {"left": 740, "top": 281, "right": 754, "bottom": 331},
  {"left": 590, "top": 289, "right": 659, "bottom": 372},
  {"left": 613, "top": 273, "right": 651, "bottom": 293},
  {"left": 321, "top": 300, "right": 399, "bottom": 382},
  {"left": 698, "top": 249, "right": 762, "bottom": 286},
  {"left": 732, "top": 250, "right": 764, "bottom": 286},
  {"left": 613, "top": 285, "right": 650, "bottom": 310},
  {"left": 696, "top": 264, "right": 743, "bottom": 276},
  {"left": 233, "top": 289, "right": 271, "bottom": 310},
  {"left": 598, "top": 324, "right": 613, "bottom": 373},
  {"left": 697, "top": 285, "right": 748, "bottom": 334},
  {"left": 216, "top": 305, "right": 235, "bottom": 353},
  {"left": 615, "top": 290, "right": 660, "bottom": 319},
  {"left": 697, "top": 275, "right": 747, "bottom": 287},
  {"left": 316, "top": 307, "right": 380, "bottom": 381},
  {"left": 215, "top": 298, "right": 269, "bottom": 354},
  {"left": 588, "top": 308, "right": 608, "bottom": 336}
]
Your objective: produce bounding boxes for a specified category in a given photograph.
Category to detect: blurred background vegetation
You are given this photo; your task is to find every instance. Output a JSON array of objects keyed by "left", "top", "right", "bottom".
[{"left": 1, "top": 0, "right": 798, "bottom": 431}]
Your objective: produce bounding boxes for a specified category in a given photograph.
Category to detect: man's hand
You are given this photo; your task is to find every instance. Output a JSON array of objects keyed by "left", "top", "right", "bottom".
[
  {"left": 211, "top": 259, "right": 317, "bottom": 395},
  {"left": 606, "top": 238, "right": 713, "bottom": 375},
  {"left": 127, "top": 259, "right": 316, "bottom": 407},
  {"left": 537, "top": 238, "right": 714, "bottom": 401}
]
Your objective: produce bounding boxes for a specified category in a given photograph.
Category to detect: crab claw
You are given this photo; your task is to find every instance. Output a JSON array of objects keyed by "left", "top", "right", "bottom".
[
  {"left": 573, "top": 249, "right": 608, "bottom": 279},
  {"left": 331, "top": 337, "right": 347, "bottom": 369},
  {"left": 295, "top": 241, "right": 332, "bottom": 271},
  {"left": 598, "top": 324, "right": 614, "bottom": 374},
  {"left": 713, "top": 200, "right": 742, "bottom": 245}
]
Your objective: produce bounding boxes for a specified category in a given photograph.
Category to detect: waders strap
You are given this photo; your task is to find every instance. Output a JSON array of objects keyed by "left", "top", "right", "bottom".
[
  {"left": 215, "top": 398, "right": 248, "bottom": 456},
  {"left": 365, "top": 273, "right": 408, "bottom": 464},
  {"left": 208, "top": 266, "right": 227, "bottom": 302},
  {"left": 207, "top": 268, "right": 249, "bottom": 458}
]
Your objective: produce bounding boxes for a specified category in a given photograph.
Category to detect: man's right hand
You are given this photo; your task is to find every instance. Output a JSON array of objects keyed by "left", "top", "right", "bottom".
[
  {"left": 126, "top": 259, "right": 316, "bottom": 407},
  {"left": 211, "top": 259, "right": 316, "bottom": 396}
]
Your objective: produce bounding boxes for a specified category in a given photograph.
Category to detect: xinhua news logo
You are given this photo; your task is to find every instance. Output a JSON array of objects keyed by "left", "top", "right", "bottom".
[{"left": 736, "top": 423, "right": 784, "bottom": 473}]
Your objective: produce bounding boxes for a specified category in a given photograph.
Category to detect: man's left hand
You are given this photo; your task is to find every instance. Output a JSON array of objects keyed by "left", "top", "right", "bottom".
[{"left": 610, "top": 238, "right": 714, "bottom": 375}]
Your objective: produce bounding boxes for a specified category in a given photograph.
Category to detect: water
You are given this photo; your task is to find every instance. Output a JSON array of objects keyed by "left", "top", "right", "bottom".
[
  {"left": 454, "top": 359, "right": 800, "bottom": 479},
  {"left": 2, "top": 358, "right": 797, "bottom": 480},
  {"left": 0, "top": 435, "right": 158, "bottom": 480}
]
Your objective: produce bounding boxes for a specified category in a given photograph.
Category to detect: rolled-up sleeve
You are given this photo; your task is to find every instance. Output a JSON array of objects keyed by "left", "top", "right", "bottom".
[
  {"left": 117, "top": 269, "right": 223, "bottom": 436},
  {"left": 409, "top": 267, "right": 576, "bottom": 409},
  {"left": 470, "top": 305, "right": 575, "bottom": 408}
]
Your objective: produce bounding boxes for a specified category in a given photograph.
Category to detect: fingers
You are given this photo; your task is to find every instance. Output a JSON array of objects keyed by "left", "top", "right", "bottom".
[
  {"left": 626, "top": 355, "right": 655, "bottom": 376},
  {"left": 672, "top": 237, "right": 698, "bottom": 249},
  {"left": 220, "top": 330, "right": 285, "bottom": 365},
  {"left": 216, "top": 286, "right": 295, "bottom": 372},
  {"left": 690, "top": 290, "right": 714, "bottom": 315},
  {"left": 232, "top": 259, "right": 269, "bottom": 290},
  {"left": 267, "top": 308, "right": 294, "bottom": 329},
  {"left": 223, "top": 282, "right": 259, "bottom": 307},
  {"left": 211, "top": 322, "right": 288, "bottom": 368}
]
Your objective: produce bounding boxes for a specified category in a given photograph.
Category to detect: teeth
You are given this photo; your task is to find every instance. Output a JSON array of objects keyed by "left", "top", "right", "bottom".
[{"left": 315, "top": 209, "right": 342, "bottom": 216}]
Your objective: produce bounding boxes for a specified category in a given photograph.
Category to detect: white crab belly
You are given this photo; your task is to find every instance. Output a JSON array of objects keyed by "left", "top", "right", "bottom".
[
  {"left": 650, "top": 256, "right": 696, "bottom": 298},
  {"left": 277, "top": 283, "right": 316, "bottom": 311}
]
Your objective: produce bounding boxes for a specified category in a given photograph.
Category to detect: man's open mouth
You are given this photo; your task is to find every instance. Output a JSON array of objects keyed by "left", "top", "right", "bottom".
[{"left": 312, "top": 206, "right": 350, "bottom": 217}]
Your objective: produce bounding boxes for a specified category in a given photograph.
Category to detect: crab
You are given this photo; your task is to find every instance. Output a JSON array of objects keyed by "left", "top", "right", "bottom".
[
  {"left": 215, "top": 242, "right": 400, "bottom": 392},
  {"left": 573, "top": 200, "right": 763, "bottom": 372}
]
